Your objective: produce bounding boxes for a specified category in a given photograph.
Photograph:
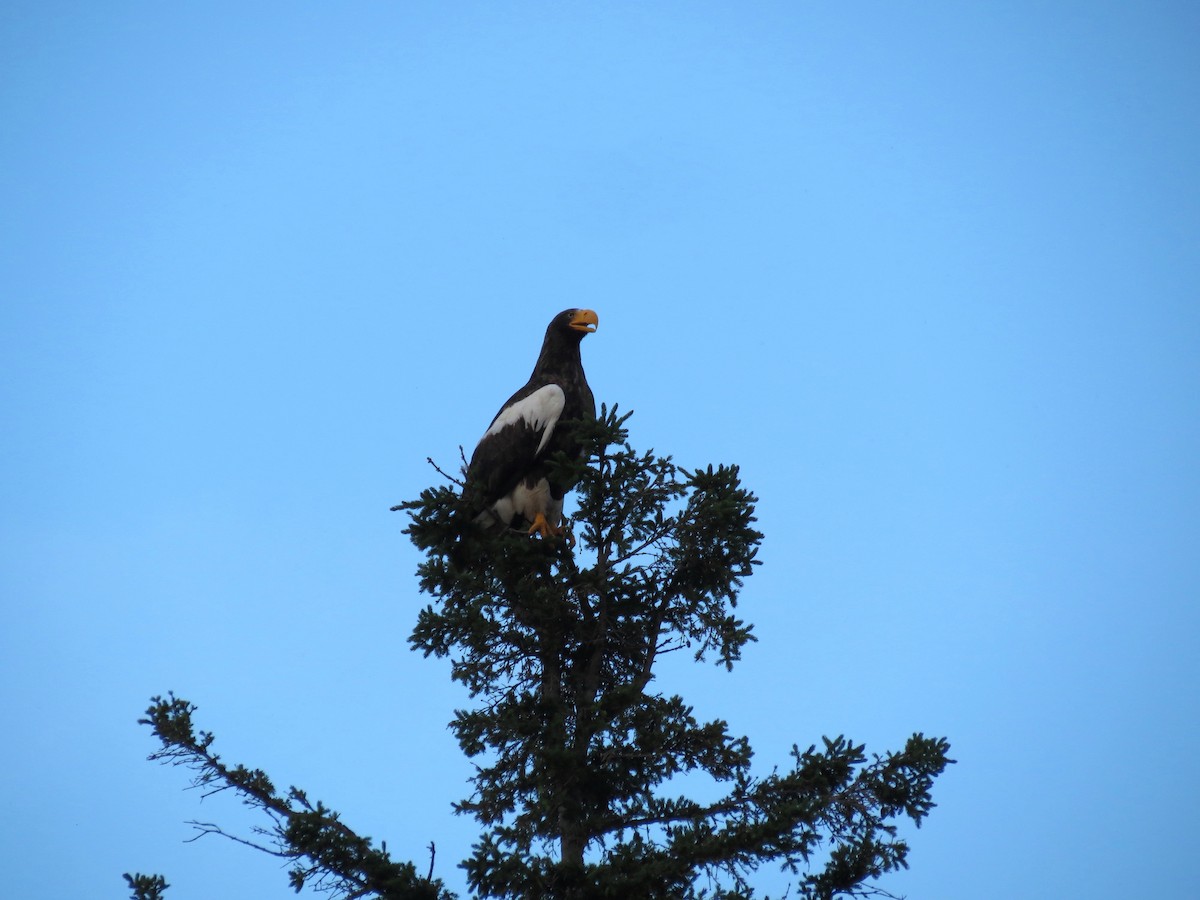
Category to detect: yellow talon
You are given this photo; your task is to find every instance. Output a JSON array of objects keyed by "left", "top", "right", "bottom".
[
  {"left": 527, "top": 512, "right": 573, "bottom": 540},
  {"left": 526, "top": 512, "right": 558, "bottom": 539}
]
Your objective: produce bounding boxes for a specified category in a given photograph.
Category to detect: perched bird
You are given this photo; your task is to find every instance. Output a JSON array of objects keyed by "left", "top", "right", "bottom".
[{"left": 463, "top": 308, "right": 598, "bottom": 538}]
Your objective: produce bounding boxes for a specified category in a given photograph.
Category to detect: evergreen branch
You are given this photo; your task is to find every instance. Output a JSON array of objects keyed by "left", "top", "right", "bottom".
[
  {"left": 123, "top": 873, "right": 169, "bottom": 900},
  {"left": 184, "top": 820, "right": 289, "bottom": 856},
  {"left": 139, "top": 693, "right": 450, "bottom": 900}
]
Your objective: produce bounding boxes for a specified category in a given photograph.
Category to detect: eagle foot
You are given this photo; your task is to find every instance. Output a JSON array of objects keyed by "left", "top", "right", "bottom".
[{"left": 526, "top": 512, "right": 565, "bottom": 541}]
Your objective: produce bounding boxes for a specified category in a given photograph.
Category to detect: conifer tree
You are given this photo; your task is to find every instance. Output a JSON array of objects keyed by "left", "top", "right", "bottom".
[{"left": 139, "top": 406, "right": 951, "bottom": 899}]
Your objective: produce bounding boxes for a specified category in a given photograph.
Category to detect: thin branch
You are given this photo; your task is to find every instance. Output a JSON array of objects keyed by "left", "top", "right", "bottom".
[
  {"left": 607, "top": 518, "right": 677, "bottom": 568},
  {"left": 185, "top": 820, "right": 290, "bottom": 858},
  {"left": 593, "top": 793, "right": 752, "bottom": 838},
  {"left": 427, "top": 455, "right": 466, "bottom": 487}
]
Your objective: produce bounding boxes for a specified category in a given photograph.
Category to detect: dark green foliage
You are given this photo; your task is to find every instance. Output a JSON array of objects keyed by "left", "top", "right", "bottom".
[
  {"left": 137, "top": 405, "right": 951, "bottom": 899},
  {"left": 123, "top": 873, "right": 169, "bottom": 900},
  {"left": 397, "top": 406, "right": 953, "bottom": 899},
  {"left": 138, "top": 693, "right": 448, "bottom": 900}
]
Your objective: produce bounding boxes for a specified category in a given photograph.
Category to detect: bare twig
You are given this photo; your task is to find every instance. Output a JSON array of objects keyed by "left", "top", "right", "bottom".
[
  {"left": 429, "top": 454, "right": 465, "bottom": 487},
  {"left": 185, "top": 820, "right": 289, "bottom": 858}
]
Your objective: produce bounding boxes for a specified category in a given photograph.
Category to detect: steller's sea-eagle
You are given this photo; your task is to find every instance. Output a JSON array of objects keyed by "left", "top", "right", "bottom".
[{"left": 463, "top": 308, "right": 598, "bottom": 538}]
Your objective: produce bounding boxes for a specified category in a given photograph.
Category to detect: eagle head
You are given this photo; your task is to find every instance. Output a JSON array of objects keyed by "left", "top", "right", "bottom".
[{"left": 562, "top": 308, "right": 599, "bottom": 335}]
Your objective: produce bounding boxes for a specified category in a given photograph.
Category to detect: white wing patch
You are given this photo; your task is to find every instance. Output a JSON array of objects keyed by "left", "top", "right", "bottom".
[{"left": 483, "top": 384, "right": 565, "bottom": 456}]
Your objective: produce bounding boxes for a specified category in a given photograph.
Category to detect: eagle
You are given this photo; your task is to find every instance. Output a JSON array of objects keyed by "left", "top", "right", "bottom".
[{"left": 463, "top": 308, "right": 598, "bottom": 539}]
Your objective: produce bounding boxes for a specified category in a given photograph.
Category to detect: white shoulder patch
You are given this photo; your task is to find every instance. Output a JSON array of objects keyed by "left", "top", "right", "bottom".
[{"left": 484, "top": 384, "right": 565, "bottom": 455}]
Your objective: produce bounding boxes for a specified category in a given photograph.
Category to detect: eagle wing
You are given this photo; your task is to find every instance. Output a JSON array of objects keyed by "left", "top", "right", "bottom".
[{"left": 467, "top": 383, "right": 566, "bottom": 506}]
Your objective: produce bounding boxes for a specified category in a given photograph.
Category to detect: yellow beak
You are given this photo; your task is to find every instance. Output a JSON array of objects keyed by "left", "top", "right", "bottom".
[{"left": 569, "top": 309, "right": 599, "bottom": 333}]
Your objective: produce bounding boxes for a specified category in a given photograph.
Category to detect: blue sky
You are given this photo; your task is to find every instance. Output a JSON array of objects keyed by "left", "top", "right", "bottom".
[{"left": 2, "top": 3, "right": 1198, "bottom": 898}]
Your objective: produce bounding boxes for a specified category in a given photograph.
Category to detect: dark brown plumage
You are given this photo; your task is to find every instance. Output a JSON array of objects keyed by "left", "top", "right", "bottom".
[{"left": 464, "top": 308, "right": 598, "bottom": 537}]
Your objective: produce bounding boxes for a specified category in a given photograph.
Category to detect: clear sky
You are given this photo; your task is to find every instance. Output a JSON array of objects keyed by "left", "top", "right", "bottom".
[{"left": 2, "top": 3, "right": 1198, "bottom": 898}]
